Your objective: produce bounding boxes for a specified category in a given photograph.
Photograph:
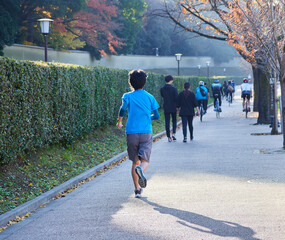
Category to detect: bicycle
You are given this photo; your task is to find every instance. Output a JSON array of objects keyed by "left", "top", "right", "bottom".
[
  {"left": 244, "top": 99, "right": 250, "bottom": 118},
  {"left": 199, "top": 101, "right": 204, "bottom": 122},
  {"left": 214, "top": 95, "right": 220, "bottom": 118},
  {"left": 227, "top": 92, "right": 232, "bottom": 106}
]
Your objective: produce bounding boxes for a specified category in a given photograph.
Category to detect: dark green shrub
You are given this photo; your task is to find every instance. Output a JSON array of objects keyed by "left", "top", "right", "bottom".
[{"left": 0, "top": 57, "right": 210, "bottom": 164}]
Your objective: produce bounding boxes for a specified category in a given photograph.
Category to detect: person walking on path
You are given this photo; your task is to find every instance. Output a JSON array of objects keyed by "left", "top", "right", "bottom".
[
  {"left": 116, "top": 69, "right": 160, "bottom": 198},
  {"left": 160, "top": 75, "right": 178, "bottom": 142},
  {"left": 195, "top": 81, "right": 208, "bottom": 114},
  {"left": 177, "top": 82, "right": 200, "bottom": 142},
  {"left": 204, "top": 82, "right": 210, "bottom": 109}
]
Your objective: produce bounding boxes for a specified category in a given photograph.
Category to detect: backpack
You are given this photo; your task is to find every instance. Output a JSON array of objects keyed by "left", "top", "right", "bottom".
[
  {"left": 228, "top": 85, "right": 234, "bottom": 92},
  {"left": 200, "top": 87, "right": 207, "bottom": 97}
]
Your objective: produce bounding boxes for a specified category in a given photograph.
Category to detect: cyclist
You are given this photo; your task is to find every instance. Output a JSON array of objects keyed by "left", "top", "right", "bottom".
[
  {"left": 231, "top": 80, "right": 236, "bottom": 95},
  {"left": 204, "top": 82, "right": 210, "bottom": 109},
  {"left": 227, "top": 80, "right": 234, "bottom": 103},
  {"left": 222, "top": 80, "right": 228, "bottom": 99},
  {"left": 211, "top": 79, "right": 222, "bottom": 112},
  {"left": 240, "top": 78, "right": 252, "bottom": 112},
  {"left": 195, "top": 81, "right": 208, "bottom": 114}
]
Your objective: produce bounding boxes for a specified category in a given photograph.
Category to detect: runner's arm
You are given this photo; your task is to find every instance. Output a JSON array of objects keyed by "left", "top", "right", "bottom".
[
  {"left": 151, "top": 109, "right": 160, "bottom": 120},
  {"left": 116, "top": 101, "right": 128, "bottom": 128},
  {"left": 196, "top": 106, "right": 200, "bottom": 116}
]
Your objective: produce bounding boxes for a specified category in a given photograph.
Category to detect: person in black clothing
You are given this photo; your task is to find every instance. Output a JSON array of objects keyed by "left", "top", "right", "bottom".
[
  {"left": 222, "top": 81, "right": 228, "bottom": 99},
  {"left": 211, "top": 79, "right": 223, "bottom": 112},
  {"left": 204, "top": 82, "right": 210, "bottom": 113},
  {"left": 177, "top": 82, "right": 200, "bottom": 142},
  {"left": 160, "top": 75, "right": 178, "bottom": 142}
]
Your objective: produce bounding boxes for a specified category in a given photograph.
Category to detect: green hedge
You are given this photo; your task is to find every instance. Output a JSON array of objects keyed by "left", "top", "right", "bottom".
[{"left": 0, "top": 57, "right": 210, "bottom": 164}]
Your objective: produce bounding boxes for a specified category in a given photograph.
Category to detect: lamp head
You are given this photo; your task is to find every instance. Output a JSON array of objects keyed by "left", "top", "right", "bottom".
[
  {"left": 175, "top": 53, "right": 182, "bottom": 61},
  {"left": 38, "top": 18, "right": 53, "bottom": 34}
]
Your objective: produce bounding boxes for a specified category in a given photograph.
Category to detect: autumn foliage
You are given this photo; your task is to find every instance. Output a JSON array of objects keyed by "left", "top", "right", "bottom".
[
  {"left": 51, "top": 0, "right": 123, "bottom": 56},
  {"left": 162, "top": 0, "right": 284, "bottom": 68}
]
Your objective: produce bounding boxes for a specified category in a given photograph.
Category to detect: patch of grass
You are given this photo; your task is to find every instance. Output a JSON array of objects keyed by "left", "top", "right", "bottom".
[{"left": 0, "top": 110, "right": 166, "bottom": 215}]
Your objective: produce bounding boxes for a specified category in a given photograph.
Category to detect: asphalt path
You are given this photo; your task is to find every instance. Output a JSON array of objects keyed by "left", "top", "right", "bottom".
[{"left": 1, "top": 86, "right": 285, "bottom": 240}]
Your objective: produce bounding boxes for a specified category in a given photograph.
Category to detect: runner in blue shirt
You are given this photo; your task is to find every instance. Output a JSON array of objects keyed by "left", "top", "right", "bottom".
[{"left": 116, "top": 69, "right": 160, "bottom": 198}]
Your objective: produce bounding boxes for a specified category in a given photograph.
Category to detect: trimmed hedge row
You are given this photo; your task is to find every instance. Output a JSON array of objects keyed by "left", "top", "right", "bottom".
[{"left": 0, "top": 57, "right": 211, "bottom": 164}]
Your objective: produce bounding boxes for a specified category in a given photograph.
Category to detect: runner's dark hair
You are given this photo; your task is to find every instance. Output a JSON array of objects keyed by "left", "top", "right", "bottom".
[{"left": 128, "top": 69, "right": 147, "bottom": 91}]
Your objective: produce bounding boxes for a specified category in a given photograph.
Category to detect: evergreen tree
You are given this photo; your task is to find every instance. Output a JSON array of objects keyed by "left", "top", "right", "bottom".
[
  {"left": 115, "top": 0, "right": 147, "bottom": 55},
  {"left": 0, "top": 0, "right": 20, "bottom": 55}
]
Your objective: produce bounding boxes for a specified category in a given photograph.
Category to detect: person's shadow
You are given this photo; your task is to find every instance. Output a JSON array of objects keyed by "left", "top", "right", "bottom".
[{"left": 140, "top": 198, "right": 260, "bottom": 240}]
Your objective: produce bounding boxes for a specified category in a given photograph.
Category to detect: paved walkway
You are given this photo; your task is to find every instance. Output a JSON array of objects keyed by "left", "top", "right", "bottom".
[{"left": 1, "top": 87, "right": 285, "bottom": 240}]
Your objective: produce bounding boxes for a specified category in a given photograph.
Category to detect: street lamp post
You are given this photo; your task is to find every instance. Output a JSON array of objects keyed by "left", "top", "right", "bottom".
[
  {"left": 197, "top": 65, "right": 201, "bottom": 75},
  {"left": 206, "top": 61, "right": 210, "bottom": 77},
  {"left": 175, "top": 53, "right": 182, "bottom": 76},
  {"left": 154, "top": 48, "right": 159, "bottom": 56},
  {"left": 38, "top": 18, "right": 53, "bottom": 62}
]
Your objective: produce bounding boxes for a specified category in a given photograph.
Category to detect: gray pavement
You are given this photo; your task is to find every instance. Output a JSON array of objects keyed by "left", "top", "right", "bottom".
[{"left": 1, "top": 86, "right": 285, "bottom": 240}]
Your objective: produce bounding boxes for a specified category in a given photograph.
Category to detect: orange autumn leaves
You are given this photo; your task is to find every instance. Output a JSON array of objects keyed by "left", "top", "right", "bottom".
[
  {"left": 170, "top": 0, "right": 280, "bottom": 65},
  {"left": 45, "top": 0, "right": 123, "bottom": 56}
]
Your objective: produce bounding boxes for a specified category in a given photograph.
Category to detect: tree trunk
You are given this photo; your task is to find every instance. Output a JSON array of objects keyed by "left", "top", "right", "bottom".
[
  {"left": 27, "top": 15, "right": 34, "bottom": 43},
  {"left": 253, "top": 66, "right": 259, "bottom": 112},
  {"left": 280, "top": 80, "right": 285, "bottom": 149},
  {"left": 253, "top": 66, "right": 271, "bottom": 124}
]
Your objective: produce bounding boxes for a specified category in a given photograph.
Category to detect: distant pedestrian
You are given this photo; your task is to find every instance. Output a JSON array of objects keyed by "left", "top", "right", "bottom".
[
  {"left": 116, "top": 69, "right": 160, "bottom": 198},
  {"left": 177, "top": 82, "right": 200, "bottom": 142},
  {"left": 160, "top": 75, "right": 178, "bottom": 142}
]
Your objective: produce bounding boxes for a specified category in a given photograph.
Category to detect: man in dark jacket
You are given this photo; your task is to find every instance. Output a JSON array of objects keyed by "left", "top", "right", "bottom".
[{"left": 160, "top": 75, "right": 178, "bottom": 142}]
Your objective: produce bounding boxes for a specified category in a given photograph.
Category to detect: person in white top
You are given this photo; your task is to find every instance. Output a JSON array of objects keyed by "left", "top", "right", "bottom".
[{"left": 240, "top": 78, "right": 252, "bottom": 111}]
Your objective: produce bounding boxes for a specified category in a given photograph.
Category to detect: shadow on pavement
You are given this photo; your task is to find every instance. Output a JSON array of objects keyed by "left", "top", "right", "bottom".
[{"left": 141, "top": 198, "right": 261, "bottom": 240}]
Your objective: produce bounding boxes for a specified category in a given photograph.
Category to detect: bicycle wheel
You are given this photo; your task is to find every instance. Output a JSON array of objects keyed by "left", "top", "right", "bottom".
[
  {"left": 215, "top": 100, "right": 220, "bottom": 118},
  {"left": 228, "top": 94, "right": 232, "bottom": 106},
  {"left": 245, "top": 101, "right": 248, "bottom": 118},
  {"left": 200, "top": 104, "right": 203, "bottom": 122}
]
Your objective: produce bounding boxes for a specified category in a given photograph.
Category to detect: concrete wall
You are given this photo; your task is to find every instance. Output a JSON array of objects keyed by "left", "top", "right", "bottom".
[{"left": 3, "top": 44, "right": 251, "bottom": 72}]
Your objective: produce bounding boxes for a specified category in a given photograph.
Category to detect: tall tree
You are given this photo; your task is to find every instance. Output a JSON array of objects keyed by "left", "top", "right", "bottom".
[
  {"left": 72, "top": 0, "right": 123, "bottom": 58},
  {"left": 133, "top": 0, "right": 237, "bottom": 62},
  {"left": 115, "top": 0, "right": 147, "bottom": 54},
  {"left": 18, "top": 0, "right": 85, "bottom": 44},
  {"left": 17, "top": 0, "right": 123, "bottom": 59},
  {"left": 160, "top": 0, "right": 285, "bottom": 147},
  {"left": 157, "top": 0, "right": 271, "bottom": 124},
  {"left": 0, "top": 0, "right": 20, "bottom": 55}
]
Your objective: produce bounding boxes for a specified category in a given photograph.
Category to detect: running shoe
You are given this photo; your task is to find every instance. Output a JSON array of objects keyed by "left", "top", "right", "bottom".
[
  {"left": 183, "top": 137, "right": 187, "bottom": 143},
  {"left": 168, "top": 137, "right": 172, "bottom": 142},
  {"left": 134, "top": 188, "right": 143, "bottom": 198},
  {"left": 172, "top": 135, "right": 176, "bottom": 141},
  {"left": 135, "top": 166, "right": 147, "bottom": 188}
]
